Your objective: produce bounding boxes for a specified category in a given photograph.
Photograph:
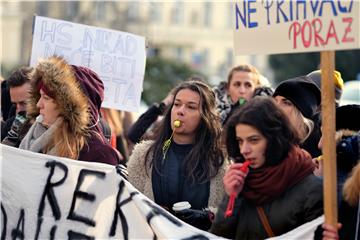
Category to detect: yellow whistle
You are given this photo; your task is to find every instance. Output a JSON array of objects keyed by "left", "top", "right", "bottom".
[{"left": 174, "top": 120, "right": 181, "bottom": 128}]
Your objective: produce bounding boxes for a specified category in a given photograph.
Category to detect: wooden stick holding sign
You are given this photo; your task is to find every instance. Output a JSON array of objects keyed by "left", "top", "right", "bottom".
[{"left": 320, "top": 50, "right": 337, "bottom": 226}]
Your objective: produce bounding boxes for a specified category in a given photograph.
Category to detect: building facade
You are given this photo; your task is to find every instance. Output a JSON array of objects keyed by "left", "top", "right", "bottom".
[{"left": 1, "top": 1, "right": 272, "bottom": 83}]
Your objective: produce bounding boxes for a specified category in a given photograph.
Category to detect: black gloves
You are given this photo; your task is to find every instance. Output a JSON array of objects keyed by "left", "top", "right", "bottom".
[
  {"left": 174, "top": 208, "right": 214, "bottom": 230},
  {"left": 2, "top": 111, "right": 27, "bottom": 147}
]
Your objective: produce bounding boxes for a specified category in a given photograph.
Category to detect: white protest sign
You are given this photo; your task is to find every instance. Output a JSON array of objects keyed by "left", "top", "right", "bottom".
[
  {"left": 0, "top": 144, "right": 225, "bottom": 239},
  {"left": 233, "top": 0, "right": 360, "bottom": 55},
  {"left": 30, "top": 16, "right": 146, "bottom": 112}
]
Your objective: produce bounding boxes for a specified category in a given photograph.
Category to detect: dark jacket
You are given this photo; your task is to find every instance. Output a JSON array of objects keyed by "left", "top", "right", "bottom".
[
  {"left": 210, "top": 175, "right": 323, "bottom": 240},
  {"left": 127, "top": 103, "right": 165, "bottom": 143}
]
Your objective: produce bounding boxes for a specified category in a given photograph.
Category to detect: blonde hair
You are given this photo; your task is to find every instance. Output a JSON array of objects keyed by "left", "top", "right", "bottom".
[
  {"left": 43, "top": 118, "right": 88, "bottom": 159},
  {"left": 292, "top": 106, "right": 314, "bottom": 143},
  {"left": 343, "top": 162, "right": 360, "bottom": 206},
  {"left": 227, "top": 64, "right": 261, "bottom": 87},
  {"left": 102, "top": 108, "right": 123, "bottom": 136}
]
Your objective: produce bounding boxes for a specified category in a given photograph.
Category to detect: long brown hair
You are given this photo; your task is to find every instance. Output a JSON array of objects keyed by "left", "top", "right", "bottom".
[{"left": 145, "top": 79, "right": 224, "bottom": 183}]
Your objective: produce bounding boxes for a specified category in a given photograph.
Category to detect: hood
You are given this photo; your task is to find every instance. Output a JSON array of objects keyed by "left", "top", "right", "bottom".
[{"left": 28, "top": 56, "right": 104, "bottom": 134}]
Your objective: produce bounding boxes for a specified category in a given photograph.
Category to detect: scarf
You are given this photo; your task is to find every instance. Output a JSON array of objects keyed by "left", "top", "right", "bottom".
[
  {"left": 19, "top": 118, "right": 62, "bottom": 156},
  {"left": 242, "top": 146, "right": 315, "bottom": 205}
]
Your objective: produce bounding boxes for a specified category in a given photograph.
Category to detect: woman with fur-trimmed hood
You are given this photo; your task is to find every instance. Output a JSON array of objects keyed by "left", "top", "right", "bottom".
[{"left": 19, "top": 56, "right": 120, "bottom": 165}]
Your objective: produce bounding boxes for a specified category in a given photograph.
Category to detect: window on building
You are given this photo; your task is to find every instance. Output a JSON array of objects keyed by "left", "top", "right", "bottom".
[
  {"left": 148, "top": 47, "right": 160, "bottom": 57},
  {"left": 227, "top": 2, "right": 234, "bottom": 29},
  {"left": 95, "top": 2, "right": 105, "bottom": 20},
  {"left": 36, "top": 2, "right": 49, "bottom": 16},
  {"left": 171, "top": 1, "right": 184, "bottom": 25},
  {"left": 127, "top": 2, "right": 139, "bottom": 22},
  {"left": 149, "top": 2, "right": 162, "bottom": 23},
  {"left": 202, "top": 48, "right": 209, "bottom": 67},
  {"left": 174, "top": 47, "right": 183, "bottom": 61},
  {"left": 67, "top": 2, "right": 79, "bottom": 19},
  {"left": 190, "top": 10, "right": 199, "bottom": 26},
  {"left": 226, "top": 49, "right": 234, "bottom": 66},
  {"left": 204, "top": 2, "right": 212, "bottom": 27}
]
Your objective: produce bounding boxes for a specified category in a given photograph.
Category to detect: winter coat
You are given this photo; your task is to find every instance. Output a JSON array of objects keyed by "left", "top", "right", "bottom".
[
  {"left": 210, "top": 174, "right": 323, "bottom": 240},
  {"left": 22, "top": 56, "right": 120, "bottom": 165},
  {"left": 127, "top": 140, "right": 227, "bottom": 211},
  {"left": 213, "top": 82, "right": 234, "bottom": 125}
]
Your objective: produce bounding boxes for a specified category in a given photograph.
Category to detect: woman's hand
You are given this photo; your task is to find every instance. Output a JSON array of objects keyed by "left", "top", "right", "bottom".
[
  {"left": 322, "top": 223, "right": 342, "bottom": 240},
  {"left": 223, "top": 163, "right": 249, "bottom": 196}
]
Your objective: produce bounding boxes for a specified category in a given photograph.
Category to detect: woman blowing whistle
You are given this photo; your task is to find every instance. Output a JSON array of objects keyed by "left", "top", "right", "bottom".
[
  {"left": 127, "top": 79, "right": 227, "bottom": 230},
  {"left": 210, "top": 97, "right": 323, "bottom": 240}
]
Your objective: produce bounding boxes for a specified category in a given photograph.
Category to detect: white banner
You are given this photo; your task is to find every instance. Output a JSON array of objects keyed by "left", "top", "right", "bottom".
[
  {"left": 233, "top": 0, "right": 360, "bottom": 55},
  {"left": 0, "top": 144, "right": 224, "bottom": 239},
  {"left": 30, "top": 16, "right": 146, "bottom": 112}
]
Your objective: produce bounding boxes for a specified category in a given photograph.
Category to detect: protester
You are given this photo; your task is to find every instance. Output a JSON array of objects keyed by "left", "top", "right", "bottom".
[
  {"left": 18, "top": 56, "right": 120, "bottom": 165},
  {"left": 210, "top": 96, "right": 323, "bottom": 239},
  {"left": 127, "top": 79, "right": 227, "bottom": 230},
  {"left": 313, "top": 104, "right": 360, "bottom": 240},
  {"left": 1, "top": 67, "right": 33, "bottom": 141},
  {"left": 314, "top": 105, "right": 359, "bottom": 188},
  {"left": 213, "top": 64, "right": 262, "bottom": 125},
  {"left": 273, "top": 76, "right": 322, "bottom": 158}
]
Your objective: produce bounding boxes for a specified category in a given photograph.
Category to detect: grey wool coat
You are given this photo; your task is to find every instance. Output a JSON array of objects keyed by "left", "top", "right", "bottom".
[{"left": 127, "top": 140, "right": 228, "bottom": 211}]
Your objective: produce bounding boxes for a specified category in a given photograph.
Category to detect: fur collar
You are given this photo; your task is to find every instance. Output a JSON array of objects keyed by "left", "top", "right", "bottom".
[{"left": 28, "top": 56, "right": 89, "bottom": 135}]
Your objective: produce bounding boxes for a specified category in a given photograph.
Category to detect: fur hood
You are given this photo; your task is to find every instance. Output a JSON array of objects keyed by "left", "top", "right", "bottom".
[{"left": 28, "top": 56, "right": 104, "bottom": 135}]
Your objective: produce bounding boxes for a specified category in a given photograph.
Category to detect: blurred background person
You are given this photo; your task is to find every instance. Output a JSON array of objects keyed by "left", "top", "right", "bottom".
[
  {"left": 213, "top": 64, "right": 263, "bottom": 125},
  {"left": 1, "top": 66, "right": 33, "bottom": 142},
  {"left": 273, "top": 76, "right": 321, "bottom": 158}
]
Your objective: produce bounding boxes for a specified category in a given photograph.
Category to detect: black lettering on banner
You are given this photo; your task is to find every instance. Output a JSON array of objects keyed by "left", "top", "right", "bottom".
[
  {"left": 67, "top": 230, "right": 94, "bottom": 240},
  {"left": 109, "top": 180, "right": 136, "bottom": 239},
  {"left": 1, "top": 203, "right": 7, "bottom": 240},
  {"left": 35, "top": 161, "right": 68, "bottom": 240},
  {"left": 11, "top": 209, "right": 25, "bottom": 240},
  {"left": 143, "top": 199, "right": 182, "bottom": 226},
  {"left": 181, "top": 235, "right": 209, "bottom": 240},
  {"left": 49, "top": 226, "right": 57, "bottom": 240},
  {"left": 67, "top": 169, "right": 105, "bottom": 227}
]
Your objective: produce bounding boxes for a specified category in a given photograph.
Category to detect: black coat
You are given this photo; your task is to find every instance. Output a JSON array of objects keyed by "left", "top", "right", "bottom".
[{"left": 210, "top": 175, "right": 323, "bottom": 240}]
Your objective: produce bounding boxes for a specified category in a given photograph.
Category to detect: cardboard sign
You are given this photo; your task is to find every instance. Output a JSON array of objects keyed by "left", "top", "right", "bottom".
[
  {"left": 0, "top": 144, "right": 224, "bottom": 239},
  {"left": 30, "top": 16, "right": 146, "bottom": 112},
  {"left": 233, "top": 0, "right": 360, "bottom": 55}
]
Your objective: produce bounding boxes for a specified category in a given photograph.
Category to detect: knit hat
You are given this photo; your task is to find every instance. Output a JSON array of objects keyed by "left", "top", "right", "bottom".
[
  {"left": 273, "top": 76, "right": 321, "bottom": 119},
  {"left": 306, "top": 70, "right": 344, "bottom": 104},
  {"left": 336, "top": 104, "right": 360, "bottom": 131}
]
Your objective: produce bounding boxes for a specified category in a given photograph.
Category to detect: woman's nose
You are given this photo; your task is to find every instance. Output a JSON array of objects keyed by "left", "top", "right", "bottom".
[
  {"left": 176, "top": 105, "right": 185, "bottom": 115},
  {"left": 240, "top": 142, "right": 250, "bottom": 155},
  {"left": 36, "top": 98, "right": 42, "bottom": 108}
]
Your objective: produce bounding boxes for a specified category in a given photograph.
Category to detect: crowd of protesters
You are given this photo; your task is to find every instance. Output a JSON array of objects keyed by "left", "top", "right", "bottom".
[{"left": 1, "top": 56, "right": 359, "bottom": 239}]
